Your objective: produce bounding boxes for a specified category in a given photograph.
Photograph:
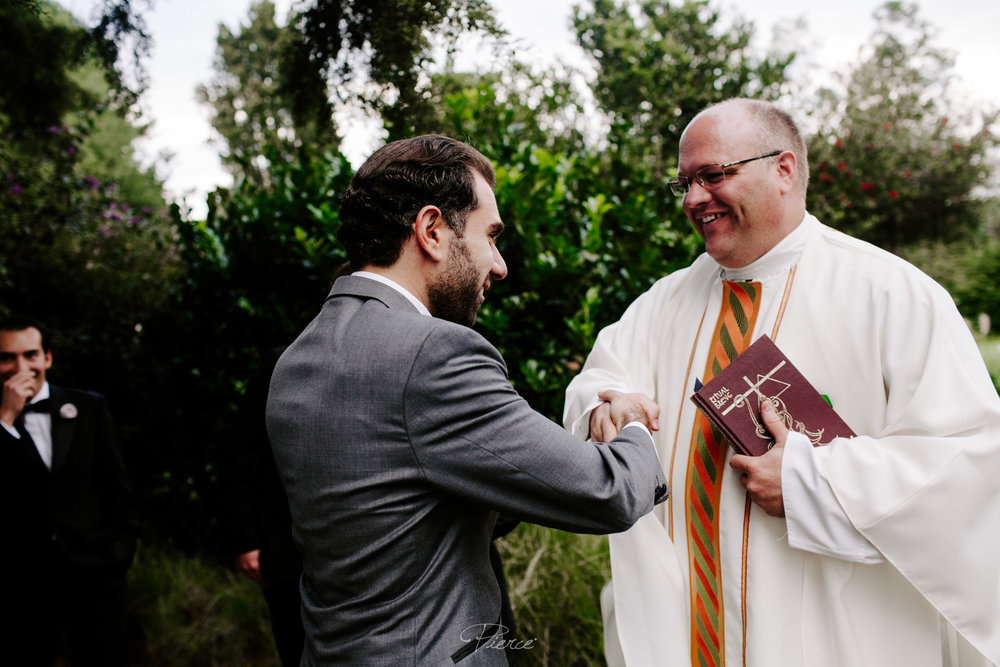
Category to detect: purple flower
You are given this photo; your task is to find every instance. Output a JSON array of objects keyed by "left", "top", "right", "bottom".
[
  {"left": 8, "top": 184, "right": 22, "bottom": 194},
  {"left": 48, "top": 125, "right": 63, "bottom": 135},
  {"left": 98, "top": 225, "right": 112, "bottom": 237},
  {"left": 67, "top": 145, "right": 77, "bottom": 156},
  {"left": 84, "top": 176, "right": 100, "bottom": 191}
]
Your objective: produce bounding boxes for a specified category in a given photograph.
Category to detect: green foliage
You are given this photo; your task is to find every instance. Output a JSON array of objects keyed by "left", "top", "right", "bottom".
[
  {"left": 420, "top": 64, "right": 590, "bottom": 157},
  {"left": 484, "top": 141, "right": 700, "bottom": 417},
  {"left": 293, "top": 0, "right": 506, "bottom": 139},
  {"left": 128, "top": 541, "right": 279, "bottom": 666},
  {"left": 0, "top": 123, "right": 179, "bottom": 398},
  {"left": 900, "top": 238, "right": 1000, "bottom": 333},
  {"left": 0, "top": 1, "right": 97, "bottom": 133},
  {"left": 197, "top": 0, "right": 338, "bottom": 189},
  {"left": 805, "top": 2, "right": 999, "bottom": 250},
  {"left": 574, "top": 0, "right": 795, "bottom": 193},
  {"left": 134, "top": 149, "right": 354, "bottom": 552}
]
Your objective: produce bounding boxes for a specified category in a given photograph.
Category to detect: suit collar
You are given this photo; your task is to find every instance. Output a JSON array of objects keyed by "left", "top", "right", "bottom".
[
  {"left": 330, "top": 274, "right": 423, "bottom": 315},
  {"left": 351, "top": 271, "right": 430, "bottom": 315}
]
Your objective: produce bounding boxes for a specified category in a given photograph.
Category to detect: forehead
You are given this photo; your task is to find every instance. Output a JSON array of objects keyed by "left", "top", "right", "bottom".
[
  {"left": 467, "top": 172, "right": 502, "bottom": 230},
  {"left": 0, "top": 327, "right": 43, "bottom": 352},
  {"left": 679, "top": 109, "right": 756, "bottom": 172}
]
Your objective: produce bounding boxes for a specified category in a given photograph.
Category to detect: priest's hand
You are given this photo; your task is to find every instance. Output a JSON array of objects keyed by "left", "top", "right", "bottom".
[
  {"left": 589, "top": 390, "right": 660, "bottom": 442},
  {"left": 729, "top": 400, "right": 788, "bottom": 517}
]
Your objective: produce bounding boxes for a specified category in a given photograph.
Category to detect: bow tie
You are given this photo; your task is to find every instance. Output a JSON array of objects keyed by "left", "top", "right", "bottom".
[{"left": 22, "top": 399, "right": 51, "bottom": 414}]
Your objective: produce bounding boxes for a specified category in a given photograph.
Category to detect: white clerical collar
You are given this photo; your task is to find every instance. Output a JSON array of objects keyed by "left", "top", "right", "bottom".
[
  {"left": 29, "top": 382, "right": 50, "bottom": 404},
  {"left": 720, "top": 212, "right": 815, "bottom": 282},
  {"left": 353, "top": 271, "right": 431, "bottom": 316}
]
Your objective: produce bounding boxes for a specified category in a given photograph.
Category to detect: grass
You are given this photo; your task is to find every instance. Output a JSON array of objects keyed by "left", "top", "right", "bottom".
[
  {"left": 124, "top": 528, "right": 610, "bottom": 666},
  {"left": 127, "top": 542, "right": 280, "bottom": 666},
  {"left": 495, "top": 524, "right": 611, "bottom": 665}
]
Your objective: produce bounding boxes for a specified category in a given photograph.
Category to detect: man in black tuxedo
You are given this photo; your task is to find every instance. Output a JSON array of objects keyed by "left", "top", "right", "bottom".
[{"left": 0, "top": 316, "right": 137, "bottom": 665}]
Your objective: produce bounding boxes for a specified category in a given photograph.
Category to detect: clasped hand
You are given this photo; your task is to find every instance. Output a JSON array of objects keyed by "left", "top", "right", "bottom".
[
  {"left": 590, "top": 392, "right": 790, "bottom": 518},
  {"left": 588, "top": 390, "right": 660, "bottom": 442}
]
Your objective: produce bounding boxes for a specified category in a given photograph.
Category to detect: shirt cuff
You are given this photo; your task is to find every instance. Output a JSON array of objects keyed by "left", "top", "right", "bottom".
[{"left": 782, "top": 432, "right": 884, "bottom": 564}]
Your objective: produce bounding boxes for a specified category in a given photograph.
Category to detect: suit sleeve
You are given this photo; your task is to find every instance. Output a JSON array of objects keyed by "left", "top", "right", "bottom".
[{"left": 403, "top": 325, "right": 667, "bottom": 535}]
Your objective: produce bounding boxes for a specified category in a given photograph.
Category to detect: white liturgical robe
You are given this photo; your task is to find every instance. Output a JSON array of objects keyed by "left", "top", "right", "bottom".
[{"left": 564, "top": 214, "right": 1000, "bottom": 667}]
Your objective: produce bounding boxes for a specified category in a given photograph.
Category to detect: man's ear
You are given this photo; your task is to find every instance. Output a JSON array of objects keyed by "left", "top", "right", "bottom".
[
  {"left": 413, "top": 205, "right": 450, "bottom": 262},
  {"left": 775, "top": 150, "right": 798, "bottom": 195}
]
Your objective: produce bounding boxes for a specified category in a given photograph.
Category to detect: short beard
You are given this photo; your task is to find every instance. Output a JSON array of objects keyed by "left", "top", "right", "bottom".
[{"left": 427, "top": 236, "right": 481, "bottom": 327}]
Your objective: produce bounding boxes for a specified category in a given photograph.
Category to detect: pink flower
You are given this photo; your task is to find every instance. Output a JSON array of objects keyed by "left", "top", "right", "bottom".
[{"left": 59, "top": 403, "right": 78, "bottom": 419}]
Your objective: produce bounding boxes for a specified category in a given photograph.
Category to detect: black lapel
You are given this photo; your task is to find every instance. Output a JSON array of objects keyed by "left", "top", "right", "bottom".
[{"left": 48, "top": 385, "right": 78, "bottom": 469}]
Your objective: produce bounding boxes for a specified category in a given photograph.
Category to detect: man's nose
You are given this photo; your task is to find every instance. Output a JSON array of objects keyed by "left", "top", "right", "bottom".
[
  {"left": 492, "top": 245, "right": 508, "bottom": 281},
  {"left": 684, "top": 179, "right": 712, "bottom": 206}
]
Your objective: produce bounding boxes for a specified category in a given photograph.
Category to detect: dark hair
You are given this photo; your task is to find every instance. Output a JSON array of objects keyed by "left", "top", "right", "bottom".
[
  {"left": 0, "top": 315, "right": 52, "bottom": 351},
  {"left": 337, "top": 135, "right": 496, "bottom": 268}
]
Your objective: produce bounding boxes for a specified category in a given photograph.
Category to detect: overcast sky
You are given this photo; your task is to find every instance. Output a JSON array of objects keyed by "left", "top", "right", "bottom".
[{"left": 64, "top": 0, "right": 1000, "bottom": 218}]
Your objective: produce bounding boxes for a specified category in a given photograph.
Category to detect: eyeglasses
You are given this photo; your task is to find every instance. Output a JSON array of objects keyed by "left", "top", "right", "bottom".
[{"left": 668, "top": 151, "right": 782, "bottom": 197}]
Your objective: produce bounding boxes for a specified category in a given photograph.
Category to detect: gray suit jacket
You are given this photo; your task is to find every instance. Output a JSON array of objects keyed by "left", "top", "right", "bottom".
[{"left": 266, "top": 276, "right": 667, "bottom": 665}]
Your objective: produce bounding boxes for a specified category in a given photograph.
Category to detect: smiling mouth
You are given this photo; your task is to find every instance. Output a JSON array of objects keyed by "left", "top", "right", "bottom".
[{"left": 698, "top": 213, "right": 724, "bottom": 225}]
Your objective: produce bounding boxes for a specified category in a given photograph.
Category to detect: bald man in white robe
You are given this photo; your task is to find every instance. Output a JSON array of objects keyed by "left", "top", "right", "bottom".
[{"left": 564, "top": 98, "right": 1000, "bottom": 667}]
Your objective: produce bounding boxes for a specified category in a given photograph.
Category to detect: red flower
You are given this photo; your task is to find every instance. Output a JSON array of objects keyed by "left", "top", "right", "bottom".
[
  {"left": 838, "top": 162, "right": 847, "bottom": 170},
  {"left": 860, "top": 182, "right": 874, "bottom": 191},
  {"left": 883, "top": 122, "right": 892, "bottom": 130},
  {"left": 835, "top": 139, "right": 843, "bottom": 148},
  {"left": 890, "top": 191, "right": 899, "bottom": 199}
]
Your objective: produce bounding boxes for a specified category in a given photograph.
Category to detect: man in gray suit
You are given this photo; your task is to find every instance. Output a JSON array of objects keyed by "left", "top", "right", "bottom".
[{"left": 266, "top": 135, "right": 667, "bottom": 665}]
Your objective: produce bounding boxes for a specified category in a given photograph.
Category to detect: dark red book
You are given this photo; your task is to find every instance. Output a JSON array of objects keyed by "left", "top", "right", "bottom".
[{"left": 690, "top": 335, "right": 855, "bottom": 456}]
